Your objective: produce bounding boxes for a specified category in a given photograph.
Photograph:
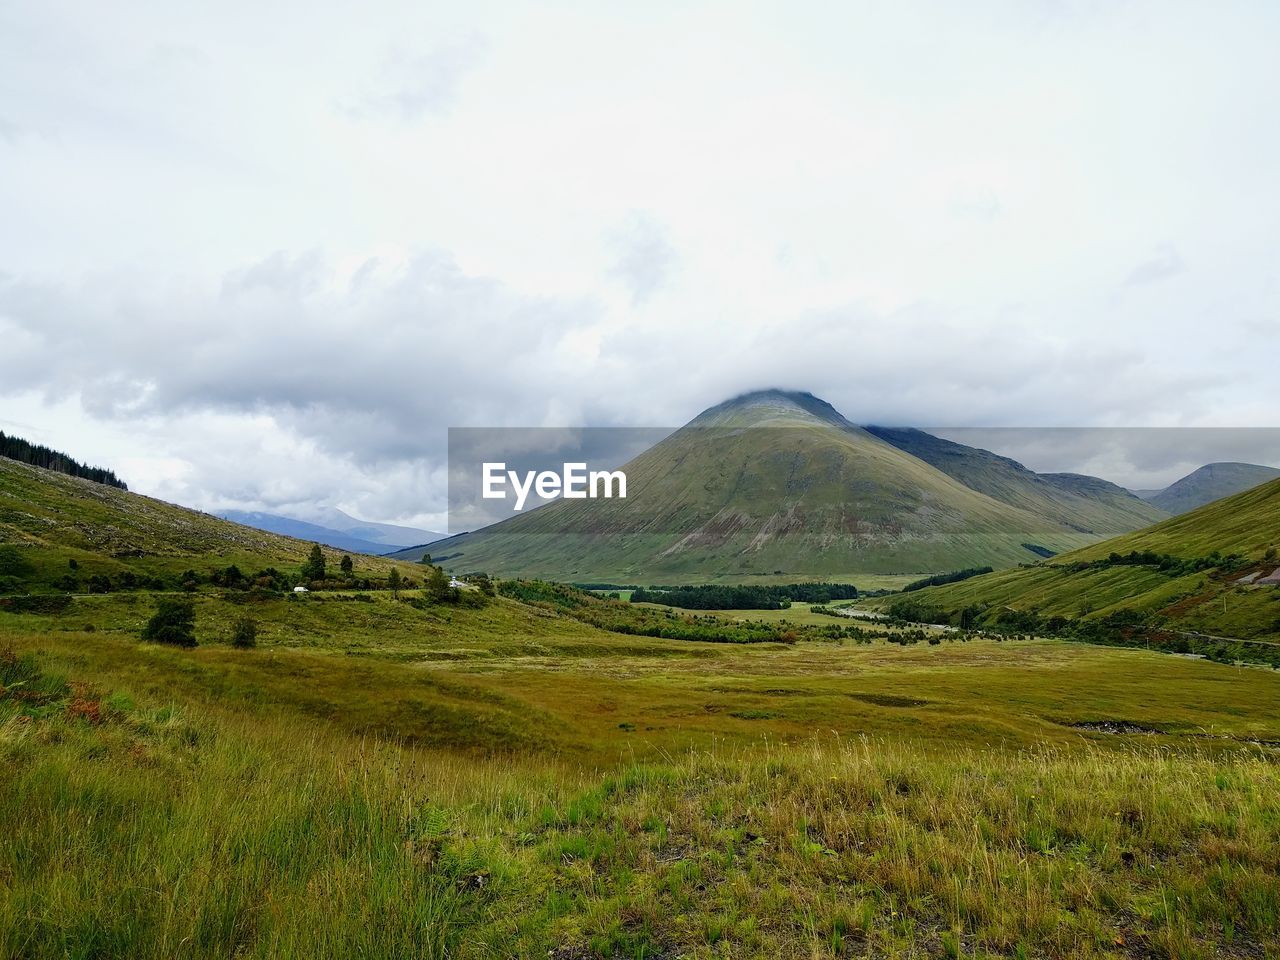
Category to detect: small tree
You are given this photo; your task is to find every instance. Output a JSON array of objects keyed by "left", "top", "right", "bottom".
[
  {"left": 141, "top": 598, "right": 197, "bottom": 648},
  {"left": 424, "top": 565, "right": 456, "bottom": 603},
  {"left": 301, "top": 544, "right": 326, "bottom": 582},
  {"left": 387, "top": 567, "right": 402, "bottom": 598},
  {"left": 419, "top": 553, "right": 432, "bottom": 566},
  {"left": 1266, "top": 546, "right": 1277, "bottom": 563},
  {"left": 472, "top": 573, "right": 496, "bottom": 596},
  {"left": 340, "top": 554, "right": 354, "bottom": 576},
  {"left": 231, "top": 617, "right": 257, "bottom": 649}
]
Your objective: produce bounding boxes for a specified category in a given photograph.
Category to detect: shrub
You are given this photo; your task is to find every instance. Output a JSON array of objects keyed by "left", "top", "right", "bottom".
[
  {"left": 0, "top": 595, "right": 73, "bottom": 615},
  {"left": 231, "top": 617, "right": 257, "bottom": 649},
  {"left": 141, "top": 599, "right": 197, "bottom": 648},
  {"left": 0, "top": 545, "right": 34, "bottom": 579}
]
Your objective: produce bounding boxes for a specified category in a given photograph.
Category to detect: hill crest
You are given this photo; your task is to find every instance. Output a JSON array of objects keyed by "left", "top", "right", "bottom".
[{"left": 1140, "top": 461, "right": 1280, "bottom": 515}]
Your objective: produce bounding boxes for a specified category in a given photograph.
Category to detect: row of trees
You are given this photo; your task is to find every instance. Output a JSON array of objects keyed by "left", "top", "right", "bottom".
[
  {"left": 901, "top": 567, "right": 993, "bottom": 593},
  {"left": 630, "top": 582, "right": 860, "bottom": 610},
  {"left": 1063, "top": 549, "right": 1247, "bottom": 577},
  {"left": 0, "top": 431, "right": 127, "bottom": 488},
  {"left": 302, "top": 545, "right": 490, "bottom": 604}
]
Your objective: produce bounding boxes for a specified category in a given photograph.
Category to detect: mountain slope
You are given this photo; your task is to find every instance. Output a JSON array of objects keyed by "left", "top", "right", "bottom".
[
  {"left": 402, "top": 391, "right": 1119, "bottom": 581},
  {"left": 864, "top": 427, "right": 1166, "bottom": 534},
  {"left": 0, "top": 430, "right": 128, "bottom": 489},
  {"left": 217, "top": 510, "right": 441, "bottom": 555},
  {"left": 289, "top": 507, "right": 442, "bottom": 548},
  {"left": 874, "top": 477, "right": 1280, "bottom": 641},
  {"left": 0, "top": 456, "right": 400, "bottom": 591},
  {"left": 1140, "top": 462, "right": 1280, "bottom": 515}
]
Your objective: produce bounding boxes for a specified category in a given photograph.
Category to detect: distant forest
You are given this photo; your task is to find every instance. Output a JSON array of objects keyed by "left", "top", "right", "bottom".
[
  {"left": 0, "top": 431, "right": 128, "bottom": 490},
  {"left": 901, "top": 567, "right": 994, "bottom": 592},
  {"left": 631, "top": 582, "right": 860, "bottom": 610}
]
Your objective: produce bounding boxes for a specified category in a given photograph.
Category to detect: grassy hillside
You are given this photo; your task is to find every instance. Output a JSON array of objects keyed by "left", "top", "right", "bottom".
[
  {"left": 864, "top": 427, "right": 1166, "bottom": 534},
  {"left": 0, "top": 456, "right": 403, "bottom": 591},
  {"left": 3, "top": 452, "right": 1280, "bottom": 957},
  {"left": 412, "top": 392, "right": 1118, "bottom": 581},
  {"left": 1144, "top": 461, "right": 1280, "bottom": 514},
  {"left": 869, "top": 477, "right": 1280, "bottom": 644},
  {"left": 5, "top": 589, "right": 1280, "bottom": 958}
]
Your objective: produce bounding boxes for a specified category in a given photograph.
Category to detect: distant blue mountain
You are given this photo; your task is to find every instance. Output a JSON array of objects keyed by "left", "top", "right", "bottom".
[{"left": 218, "top": 509, "right": 443, "bottom": 556}]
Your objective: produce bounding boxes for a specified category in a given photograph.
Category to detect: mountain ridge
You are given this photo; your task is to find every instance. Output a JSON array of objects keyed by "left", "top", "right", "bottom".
[
  {"left": 863, "top": 426, "right": 1165, "bottom": 535},
  {"left": 1137, "top": 461, "right": 1280, "bottom": 515},
  {"left": 217, "top": 509, "right": 443, "bottom": 556}
]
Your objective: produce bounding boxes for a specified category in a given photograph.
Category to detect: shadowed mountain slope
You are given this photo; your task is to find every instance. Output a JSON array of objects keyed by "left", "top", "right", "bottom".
[
  {"left": 1138, "top": 462, "right": 1280, "bottom": 515},
  {"left": 863, "top": 427, "right": 1166, "bottom": 535}
]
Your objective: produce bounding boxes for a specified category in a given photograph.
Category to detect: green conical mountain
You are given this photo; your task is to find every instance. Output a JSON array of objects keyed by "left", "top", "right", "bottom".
[{"left": 407, "top": 391, "right": 1146, "bottom": 582}]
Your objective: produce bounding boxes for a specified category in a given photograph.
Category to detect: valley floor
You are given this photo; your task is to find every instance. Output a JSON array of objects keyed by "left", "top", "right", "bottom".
[{"left": 3, "top": 591, "right": 1279, "bottom": 958}]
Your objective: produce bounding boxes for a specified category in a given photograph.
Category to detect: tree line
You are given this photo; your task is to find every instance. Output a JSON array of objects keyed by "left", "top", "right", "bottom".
[
  {"left": 901, "top": 567, "right": 993, "bottom": 593},
  {"left": 1062, "top": 549, "right": 1247, "bottom": 577},
  {"left": 0, "top": 431, "right": 127, "bottom": 489},
  {"left": 629, "top": 582, "right": 860, "bottom": 610}
]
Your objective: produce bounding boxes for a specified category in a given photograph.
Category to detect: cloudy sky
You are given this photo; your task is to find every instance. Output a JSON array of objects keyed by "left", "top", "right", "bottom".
[{"left": 2, "top": 0, "right": 1278, "bottom": 530}]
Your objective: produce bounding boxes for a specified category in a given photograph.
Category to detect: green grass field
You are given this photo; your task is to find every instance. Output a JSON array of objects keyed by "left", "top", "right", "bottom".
[
  {"left": 4, "top": 589, "right": 1280, "bottom": 958},
  {"left": 635, "top": 600, "right": 889, "bottom": 628}
]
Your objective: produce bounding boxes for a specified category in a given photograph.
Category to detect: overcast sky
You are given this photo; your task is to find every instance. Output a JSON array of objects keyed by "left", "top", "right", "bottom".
[{"left": 2, "top": 1, "right": 1278, "bottom": 530}]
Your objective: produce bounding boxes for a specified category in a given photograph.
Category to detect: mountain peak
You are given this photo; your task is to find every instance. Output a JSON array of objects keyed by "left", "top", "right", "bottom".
[
  {"left": 690, "top": 389, "right": 853, "bottom": 429},
  {"left": 1144, "top": 461, "right": 1280, "bottom": 515}
]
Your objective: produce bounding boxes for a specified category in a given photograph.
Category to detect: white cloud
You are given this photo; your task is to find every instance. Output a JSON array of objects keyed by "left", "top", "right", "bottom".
[
  {"left": 608, "top": 214, "right": 677, "bottom": 305},
  {"left": 1124, "top": 245, "right": 1186, "bottom": 286},
  {"left": 338, "top": 35, "right": 487, "bottom": 122},
  {"left": 0, "top": 0, "right": 1277, "bottom": 522}
]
